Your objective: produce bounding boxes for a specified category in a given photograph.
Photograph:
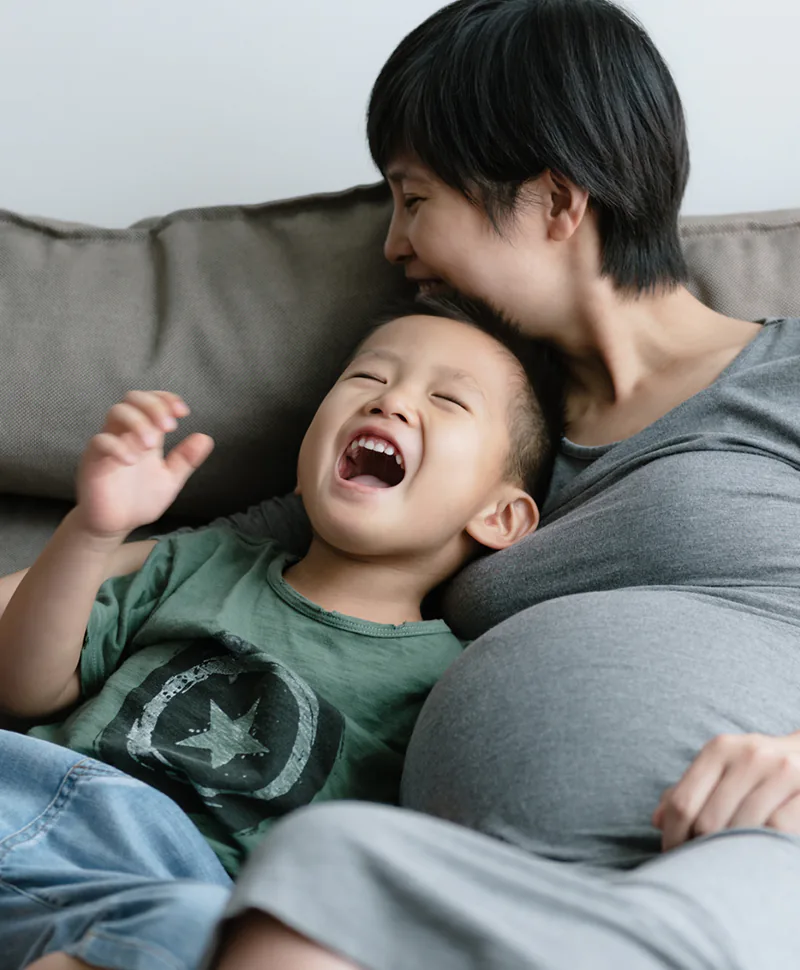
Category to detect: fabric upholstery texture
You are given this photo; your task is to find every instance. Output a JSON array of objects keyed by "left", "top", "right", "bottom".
[{"left": 0, "top": 185, "right": 798, "bottom": 573}]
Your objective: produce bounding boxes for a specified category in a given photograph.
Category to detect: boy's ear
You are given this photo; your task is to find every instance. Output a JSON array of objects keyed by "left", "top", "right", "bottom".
[{"left": 465, "top": 488, "right": 539, "bottom": 551}]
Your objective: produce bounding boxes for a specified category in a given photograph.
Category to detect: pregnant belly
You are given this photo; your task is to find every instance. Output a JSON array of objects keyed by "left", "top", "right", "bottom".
[{"left": 401, "top": 589, "right": 800, "bottom": 869}]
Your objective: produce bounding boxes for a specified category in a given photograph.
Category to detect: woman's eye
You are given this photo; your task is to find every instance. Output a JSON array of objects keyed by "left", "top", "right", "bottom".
[{"left": 403, "top": 196, "right": 423, "bottom": 211}]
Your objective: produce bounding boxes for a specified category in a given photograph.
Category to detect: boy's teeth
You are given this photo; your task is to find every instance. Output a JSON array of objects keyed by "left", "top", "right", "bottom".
[{"left": 348, "top": 435, "right": 405, "bottom": 468}]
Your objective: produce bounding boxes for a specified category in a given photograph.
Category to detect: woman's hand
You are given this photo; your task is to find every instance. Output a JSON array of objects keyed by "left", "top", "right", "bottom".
[
  {"left": 75, "top": 390, "right": 214, "bottom": 540},
  {"left": 653, "top": 731, "right": 800, "bottom": 851}
]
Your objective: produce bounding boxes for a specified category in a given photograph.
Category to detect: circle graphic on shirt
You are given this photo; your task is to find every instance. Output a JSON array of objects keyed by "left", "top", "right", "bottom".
[{"left": 96, "top": 634, "right": 345, "bottom": 836}]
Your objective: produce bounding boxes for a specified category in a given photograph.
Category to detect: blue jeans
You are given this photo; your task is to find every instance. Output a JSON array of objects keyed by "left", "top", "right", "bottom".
[{"left": 0, "top": 730, "right": 232, "bottom": 970}]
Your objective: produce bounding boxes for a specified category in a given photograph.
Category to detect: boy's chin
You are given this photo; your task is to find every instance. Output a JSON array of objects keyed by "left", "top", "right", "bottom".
[{"left": 305, "top": 505, "right": 418, "bottom": 559}]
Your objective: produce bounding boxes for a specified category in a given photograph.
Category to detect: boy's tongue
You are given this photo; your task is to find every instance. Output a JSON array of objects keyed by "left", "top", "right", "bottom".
[{"left": 351, "top": 474, "right": 391, "bottom": 489}]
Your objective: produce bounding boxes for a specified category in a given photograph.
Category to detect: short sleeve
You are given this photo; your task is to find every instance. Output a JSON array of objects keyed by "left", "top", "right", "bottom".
[
  {"left": 152, "top": 492, "right": 312, "bottom": 559},
  {"left": 80, "top": 539, "right": 175, "bottom": 697}
]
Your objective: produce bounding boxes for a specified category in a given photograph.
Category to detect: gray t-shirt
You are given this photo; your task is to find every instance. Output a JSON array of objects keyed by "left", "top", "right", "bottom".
[{"left": 403, "top": 317, "right": 800, "bottom": 867}]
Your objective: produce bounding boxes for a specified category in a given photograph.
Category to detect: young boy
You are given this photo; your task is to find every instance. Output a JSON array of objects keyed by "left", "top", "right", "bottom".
[{"left": 0, "top": 294, "right": 560, "bottom": 970}]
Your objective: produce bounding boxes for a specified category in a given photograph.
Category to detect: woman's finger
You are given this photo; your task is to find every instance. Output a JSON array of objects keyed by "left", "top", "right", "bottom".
[
  {"left": 766, "top": 791, "right": 800, "bottom": 833},
  {"left": 689, "top": 742, "right": 781, "bottom": 837},
  {"left": 659, "top": 735, "right": 741, "bottom": 851},
  {"left": 728, "top": 755, "right": 800, "bottom": 829}
]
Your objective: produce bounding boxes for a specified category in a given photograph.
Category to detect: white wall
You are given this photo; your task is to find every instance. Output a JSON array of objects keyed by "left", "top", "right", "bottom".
[{"left": 0, "top": 0, "right": 797, "bottom": 226}]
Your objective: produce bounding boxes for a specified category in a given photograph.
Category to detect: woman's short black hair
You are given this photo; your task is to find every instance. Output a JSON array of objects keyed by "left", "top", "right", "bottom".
[
  {"left": 367, "top": 0, "right": 690, "bottom": 294},
  {"left": 358, "top": 292, "right": 565, "bottom": 508}
]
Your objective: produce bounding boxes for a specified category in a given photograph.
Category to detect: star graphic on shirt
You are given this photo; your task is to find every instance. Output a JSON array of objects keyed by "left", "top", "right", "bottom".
[{"left": 176, "top": 699, "right": 267, "bottom": 770}]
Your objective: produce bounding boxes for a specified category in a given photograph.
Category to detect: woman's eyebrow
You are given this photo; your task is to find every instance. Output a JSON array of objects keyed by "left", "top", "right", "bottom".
[
  {"left": 386, "top": 165, "right": 429, "bottom": 185},
  {"left": 385, "top": 167, "right": 406, "bottom": 184}
]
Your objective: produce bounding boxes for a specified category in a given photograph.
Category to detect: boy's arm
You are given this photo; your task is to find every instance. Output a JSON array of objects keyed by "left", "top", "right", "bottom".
[
  {"left": 0, "top": 540, "right": 157, "bottom": 616},
  {"left": 0, "top": 390, "right": 213, "bottom": 721},
  {"left": 0, "top": 511, "right": 130, "bottom": 718}
]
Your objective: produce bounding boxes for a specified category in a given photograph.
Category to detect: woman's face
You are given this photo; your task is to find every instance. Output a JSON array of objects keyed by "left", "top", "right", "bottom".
[{"left": 383, "top": 155, "right": 574, "bottom": 337}]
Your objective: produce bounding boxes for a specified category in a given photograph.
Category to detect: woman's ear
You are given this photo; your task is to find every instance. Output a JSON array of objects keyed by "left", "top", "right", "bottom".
[
  {"left": 465, "top": 488, "right": 539, "bottom": 551},
  {"left": 539, "top": 170, "right": 590, "bottom": 242}
]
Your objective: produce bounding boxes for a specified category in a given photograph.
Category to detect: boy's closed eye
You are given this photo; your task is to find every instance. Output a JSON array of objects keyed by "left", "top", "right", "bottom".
[
  {"left": 433, "top": 393, "right": 469, "bottom": 411},
  {"left": 348, "top": 372, "right": 386, "bottom": 383}
]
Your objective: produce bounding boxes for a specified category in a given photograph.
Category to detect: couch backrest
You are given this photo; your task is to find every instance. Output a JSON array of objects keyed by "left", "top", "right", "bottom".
[{"left": 1, "top": 186, "right": 798, "bottom": 521}]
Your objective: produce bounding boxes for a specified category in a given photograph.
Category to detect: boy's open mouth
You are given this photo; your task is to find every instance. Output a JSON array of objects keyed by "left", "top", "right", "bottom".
[{"left": 338, "top": 435, "right": 406, "bottom": 489}]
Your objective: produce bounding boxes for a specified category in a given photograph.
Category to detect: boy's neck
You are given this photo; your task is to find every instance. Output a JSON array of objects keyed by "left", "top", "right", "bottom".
[{"left": 283, "top": 537, "right": 435, "bottom": 625}]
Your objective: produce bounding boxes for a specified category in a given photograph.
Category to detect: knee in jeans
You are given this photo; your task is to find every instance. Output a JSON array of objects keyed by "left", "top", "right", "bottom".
[{"left": 150, "top": 880, "right": 232, "bottom": 930}]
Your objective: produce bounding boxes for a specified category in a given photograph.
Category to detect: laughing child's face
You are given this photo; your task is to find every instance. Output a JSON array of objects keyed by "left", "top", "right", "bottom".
[{"left": 296, "top": 313, "right": 539, "bottom": 572}]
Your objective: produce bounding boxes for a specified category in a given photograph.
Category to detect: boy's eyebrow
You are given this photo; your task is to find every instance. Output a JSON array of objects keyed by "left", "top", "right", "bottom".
[
  {"left": 435, "top": 366, "right": 485, "bottom": 399},
  {"left": 351, "top": 349, "right": 486, "bottom": 399}
]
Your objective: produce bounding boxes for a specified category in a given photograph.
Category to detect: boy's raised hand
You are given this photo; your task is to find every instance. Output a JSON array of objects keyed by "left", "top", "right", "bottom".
[{"left": 75, "top": 391, "right": 214, "bottom": 541}]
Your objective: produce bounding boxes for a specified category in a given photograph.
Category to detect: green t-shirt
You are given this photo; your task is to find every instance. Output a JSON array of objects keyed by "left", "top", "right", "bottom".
[{"left": 30, "top": 527, "right": 463, "bottom": 874}]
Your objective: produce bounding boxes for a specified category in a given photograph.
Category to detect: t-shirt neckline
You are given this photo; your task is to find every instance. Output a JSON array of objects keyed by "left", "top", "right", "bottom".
[
  {"left": 266, "top": 549, "right": 451, "bottom": 638},
  {"left": 561, "top": 317, "right": 778, "bottom": 456}
]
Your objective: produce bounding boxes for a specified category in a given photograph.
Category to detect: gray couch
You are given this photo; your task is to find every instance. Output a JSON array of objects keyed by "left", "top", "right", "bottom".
[{"left": 1, "top": 187, "right": 799, "bottom": 575}]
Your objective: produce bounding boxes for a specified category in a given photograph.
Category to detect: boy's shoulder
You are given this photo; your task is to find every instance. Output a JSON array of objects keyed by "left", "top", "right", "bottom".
[{"left": 150, "top": 523, "right": 287, "bottom": 576}]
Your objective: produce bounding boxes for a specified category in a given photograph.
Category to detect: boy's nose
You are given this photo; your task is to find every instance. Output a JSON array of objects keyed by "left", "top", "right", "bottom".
[{"left": 367, "top": 396, "right": 412, "bottom": 425}]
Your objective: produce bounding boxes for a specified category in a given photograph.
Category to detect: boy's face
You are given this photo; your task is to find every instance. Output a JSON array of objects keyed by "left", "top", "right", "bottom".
[{"left": 297, "top": 314, "right": 528, "bottom": 560}]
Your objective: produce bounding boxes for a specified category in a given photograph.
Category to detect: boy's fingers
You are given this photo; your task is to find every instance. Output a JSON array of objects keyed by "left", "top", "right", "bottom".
[
  {"left": 122, "top": 391, "right": 180, "bottom": 432},
  {"left": 87, "top": 433, "right": 137, "bottom": 466},
  {"left": 163, "top": 434, "right": 215, "bottom": 485},
  {"left": 150, "top": 390, "right": 191, "bottom": 418},
  {"left": 103, "top": 401, "right": 163, "bottom": 448}
]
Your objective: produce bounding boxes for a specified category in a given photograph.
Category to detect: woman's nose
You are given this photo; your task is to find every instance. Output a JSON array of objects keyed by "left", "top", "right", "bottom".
[{"left": 384, "top": 211, "right": 413, "bottom": 265}]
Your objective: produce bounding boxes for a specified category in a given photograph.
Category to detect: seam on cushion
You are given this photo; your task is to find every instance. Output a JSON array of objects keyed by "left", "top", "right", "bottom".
[
  {"left": 0, "top": 183, "right": 391, "bottom": 242},
  {"left": 681, "top": 220, "right": 800, "bottom": 240}
]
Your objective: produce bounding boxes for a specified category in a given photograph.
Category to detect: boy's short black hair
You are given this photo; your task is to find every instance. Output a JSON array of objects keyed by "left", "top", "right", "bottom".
[
  {"left": 367, "top": 0, "right": 689, "bottom": 294},
  {"left": 363, "top": 293, "right": 565, "bottom": 508}
]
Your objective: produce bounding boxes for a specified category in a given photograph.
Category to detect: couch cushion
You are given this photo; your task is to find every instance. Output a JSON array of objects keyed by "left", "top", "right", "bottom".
[
  {"left": 681, "top": 209, "right": 800, "bottom": 320},
  {"left": 0, "top": 187, "right": 798, "bottom": 524},
  {"left": 0, "top": 494, "right": 195, "bottom": 575},
  {"left": 0, "top": 185, "right": 410, "bottom": 520}
]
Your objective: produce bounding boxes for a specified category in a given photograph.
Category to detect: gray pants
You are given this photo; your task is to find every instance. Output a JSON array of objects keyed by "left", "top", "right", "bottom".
[{"left": 215, "top": 802, "right": 800, "bottom": 970}]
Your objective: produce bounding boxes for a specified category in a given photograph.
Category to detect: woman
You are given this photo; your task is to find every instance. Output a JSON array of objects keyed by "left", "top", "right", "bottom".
[{"left": 206, "top": 1, "right": 800, "bottom": 968}]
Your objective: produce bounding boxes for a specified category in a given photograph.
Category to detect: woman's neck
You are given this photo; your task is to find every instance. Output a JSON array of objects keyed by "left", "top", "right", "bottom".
[
  {"left": 550, "top": 283, "right": 762, "bottom": 445},
  {"left": 282, "top": 537, "right": 434, "bottom": 625}
]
